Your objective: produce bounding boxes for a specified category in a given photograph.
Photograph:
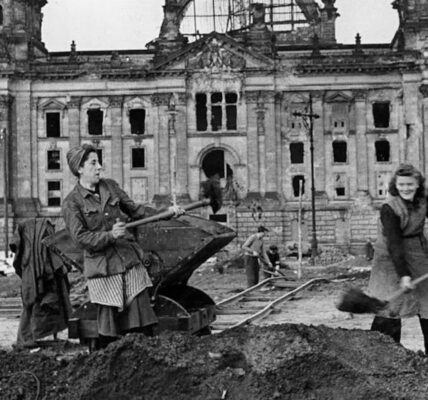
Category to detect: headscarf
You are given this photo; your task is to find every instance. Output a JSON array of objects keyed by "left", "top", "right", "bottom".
[{"left": 66, "top": 144, "right": 96, "bottom": 177}]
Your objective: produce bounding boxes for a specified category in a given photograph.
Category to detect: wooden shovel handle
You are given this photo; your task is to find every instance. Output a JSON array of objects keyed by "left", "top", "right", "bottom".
[
  {"left": 124, "top": 198, "right": 211, "bottom": 229},
  {"left": 387, "top": 272, "right": 428, "bottom": 303}
]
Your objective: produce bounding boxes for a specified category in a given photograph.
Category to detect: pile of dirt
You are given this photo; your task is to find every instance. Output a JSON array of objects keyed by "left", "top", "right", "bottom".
[{"left": 1, "top": 324, "right": 428, "bottom": 400}]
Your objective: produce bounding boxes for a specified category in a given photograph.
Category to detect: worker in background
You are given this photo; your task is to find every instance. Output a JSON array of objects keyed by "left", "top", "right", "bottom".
[
  {"left": 63, "top": 144, "right": 183, "bottom": 349},
  {"left": 242, "top": 226, "right": 273, "bottom": 288}
]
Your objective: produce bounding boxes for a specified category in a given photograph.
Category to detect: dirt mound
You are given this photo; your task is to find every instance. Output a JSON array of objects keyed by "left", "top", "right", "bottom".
[{"left": 1, "top": 324, "right": 428, "bottom": 400}]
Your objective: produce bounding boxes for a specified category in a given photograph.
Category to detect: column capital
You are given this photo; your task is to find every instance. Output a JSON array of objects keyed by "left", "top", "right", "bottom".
[
  {"left": 67, "top": 97, "right": 81, "bottom": 109},
  {"left": 109, "top": 96, "right": 124, "bottom": 108}
]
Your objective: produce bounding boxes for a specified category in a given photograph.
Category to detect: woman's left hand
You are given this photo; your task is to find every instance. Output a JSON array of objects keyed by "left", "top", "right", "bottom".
[{"left": 168, "top": 205, "right": 185, "bottom": 217}]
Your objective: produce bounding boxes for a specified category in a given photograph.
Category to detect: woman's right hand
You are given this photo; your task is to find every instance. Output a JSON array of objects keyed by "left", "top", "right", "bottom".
[
  {"left": 400, "top": 275, "right": 414, "bottom": 292},
  {"left": 111, "top": 218, "right": 126, "bottom": 239}
]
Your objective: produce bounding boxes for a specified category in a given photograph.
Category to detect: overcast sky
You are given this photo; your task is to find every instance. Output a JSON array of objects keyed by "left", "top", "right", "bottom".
[{"left": 42, "top": 0, "right": 399, "bottom": 52}]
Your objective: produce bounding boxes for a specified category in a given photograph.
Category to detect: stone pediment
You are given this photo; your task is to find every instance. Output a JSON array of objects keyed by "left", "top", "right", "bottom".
[
  {"left": 153, "top": 32, "right": 274, "bottom": 72},
  {"left": 40, "top": 98, "right": 66, "bottom": 110},
  {"left": 325, "top": 92, "right": 353, "bottom": 103}
]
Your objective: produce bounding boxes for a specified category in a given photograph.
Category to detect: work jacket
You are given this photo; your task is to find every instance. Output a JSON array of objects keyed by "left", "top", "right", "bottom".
[{"left": 63, "top": 178, "right": 151, "bottom": 279}]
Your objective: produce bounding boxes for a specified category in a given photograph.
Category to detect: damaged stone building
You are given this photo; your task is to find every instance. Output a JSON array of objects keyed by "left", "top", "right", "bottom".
[{"left": 0, "top": 0, "right": 426, "bottom": 251}]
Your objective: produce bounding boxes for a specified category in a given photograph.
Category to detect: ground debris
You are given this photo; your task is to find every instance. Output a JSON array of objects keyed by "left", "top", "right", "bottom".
[{"left": 1, "top": 324, "right": 428, "bottom": 399}]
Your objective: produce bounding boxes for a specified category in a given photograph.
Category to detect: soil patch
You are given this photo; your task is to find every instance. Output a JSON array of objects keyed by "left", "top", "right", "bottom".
[{"left": 1, "top": 324, "right": 428, "bottom": 400}]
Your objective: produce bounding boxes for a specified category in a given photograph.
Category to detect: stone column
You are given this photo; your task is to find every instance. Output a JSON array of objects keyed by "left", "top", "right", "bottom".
[
  {"left": 0, "top": 95, "right": 12, "bottom": 199},
  {"left": 67, "top": 97, "right": 81, "bottom": 148},
  {"left": 419, "top": 85, "right": 428, "bottom": 176},
  {"left": 245, "top": 91, "right": 260, "bottom": 194},
  {"left": 312, "top": 91, "right": 325, "bottom": 191},
  {"left": 30, "top": 97, "right": 38, "bottom": 198},
  {"left": 172, "top": 93, "right": 189, "bottom": 200},
  {"left": 109, "top": 96, "right": 124, "bottom": 186},
  {"left": 14, "top": 88, "right": 32, "bottom": 200},
  {"left": 354, "top": 90, "right": 369, "bottom": 195},
  {"left": 152, "top": 93, "right": 171, "bottom": 202},
  {"left": 263, "top": 90, "right": 277, "bottom": 194}
]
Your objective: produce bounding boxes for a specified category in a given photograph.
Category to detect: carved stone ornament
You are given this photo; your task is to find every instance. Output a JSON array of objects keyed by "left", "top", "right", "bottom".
[
  {"left": 109, "top": 96, "right": 123, "bottom": 108},
  {"left": 353, "top": 89, "right": 368, "bottom": 101},
  {"left": 151, "top": 93, "right": 172, "bottom": 107},
  {"left": 188, "top": 39, "right": 246, "bottom": 71}
]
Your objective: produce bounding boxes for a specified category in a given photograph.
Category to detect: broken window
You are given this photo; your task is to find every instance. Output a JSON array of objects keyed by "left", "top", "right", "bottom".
[
  {"left": 96, "top": 149, "right": 103, "bottom": 165},
  {"left": 332, "top": 140, "right": 347, "bottom": 163},
  {"left": 47, "top": 180, "right": 61, "bottom": 206},
  {"left": 376, "top": 172, "right": 392, "bottom": 198},
  {"left": 290, "top": 142, "right": 304, "bottom": 164},
  {"left": 87, "top": 109, "right": 103, "bottom": 135},
  {"left": 196, "top": 93, "right": 208, "bottom": 131},
  {"left": 375, "top": 139, "right": 390, "bottom": 162},
  {"left": 129, "top": 109, "right": 146, "bottom": 135},
  {"left": 225, "top": 92, "right": 237, "bottom": 130},
  {"left": 46, "top": 112, "right": 61, "bottom": 138},
  {"left": 373, "top": 102, "right": 390, "bottom": 128},
  {"left": 132, "top": 148, "right": 145, "bottom": 168},
  {"left": 334, "top": 174, "right": 346, "bottom": 197},
  {"left": 47, "top": 150, "right": 61, "bottom": 170},
  {"left": 196, "top": 91, "right": 237, "bottom": 132},
  {"left": 292, "top": 175, "right": 305, "bottom": 197}
]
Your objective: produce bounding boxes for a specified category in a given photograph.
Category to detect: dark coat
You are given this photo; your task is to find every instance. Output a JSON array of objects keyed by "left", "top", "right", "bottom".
[{"left": 62, "top": 178, "right": 151, "bottom": 279}]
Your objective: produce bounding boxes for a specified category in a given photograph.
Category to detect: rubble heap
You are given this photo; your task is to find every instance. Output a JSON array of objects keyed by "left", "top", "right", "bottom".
[{"left": 1, "top": 324, "right": 428, "bottom": 400}]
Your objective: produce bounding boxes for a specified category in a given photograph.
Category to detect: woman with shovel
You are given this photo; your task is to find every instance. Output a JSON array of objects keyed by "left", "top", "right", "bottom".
[
  {"left": 367, "top": 164, "right": 428, "bottom": 353},
  {"left": 63, "top": 144, "right": 183, "bottom": 348}
]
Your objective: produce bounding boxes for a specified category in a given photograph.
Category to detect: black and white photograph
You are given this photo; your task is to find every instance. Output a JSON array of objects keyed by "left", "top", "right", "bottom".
[{"left": 2, "top": 0, "right": 428, "bottom": 399}]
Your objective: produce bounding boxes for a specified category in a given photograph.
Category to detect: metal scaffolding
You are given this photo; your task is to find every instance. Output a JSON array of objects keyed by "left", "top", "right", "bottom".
[{"left": 180, "top": 0, "right": 310, "bottom": 39}]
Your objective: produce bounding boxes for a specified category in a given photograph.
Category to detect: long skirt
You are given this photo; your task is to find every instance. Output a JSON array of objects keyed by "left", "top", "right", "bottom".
[
  {"left": 97, "top": 289, "right": 157, "bottom": 337},
  {"left": 368, "top": 236, "right": 428, "bottom": 319}
]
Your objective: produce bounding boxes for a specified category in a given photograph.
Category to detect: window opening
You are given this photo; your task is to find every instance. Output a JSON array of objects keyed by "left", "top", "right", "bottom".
[
  {"left": 46, "top": 112, "right": 60, "bottom": 138},
  {"left": 292, "top": 175, "right": 305, "bottom": 197},
  {"left": 0, "top": 6, "right": 4, "bottom": 25},
  {"left": 373, "top": 102, "right": 390, "bottom": 128},
  {"left": 334, "top": 174, "right": 346, "bottom": 197},
  {"left": 376, "top": 172, "right": 391, "bottom": 198},
  {"left": 196, "top": 93, "right": 208, "bottom": 131},
  {"left": 47, "top": 150, "right": 61, "bottom": 170},
  {"left": 333, "top": 140, "right": 347, "bottom": 163},
  {"left": 211, "top": 92, "right": 223, "bottom": 131},
  {"left": 47, "top": 180, "right": 61, "bottom": 206},
  {"left": 290, "top": 142, "right": 304, "bottom": 164},
  {"left": 375, "top": 139, "right": 390, "bottom": 162},
  {"left": 87, "top": 109, "right": 103, "bottom": 135},
  {"left": 130, "top": 109, "right": 145, "bottom": 135},
  {"left": 132, "top": 148, "right": 145, "bottom": 168},
  {"left": 226, "top": 92, "right": 237, "bottom": 130}
]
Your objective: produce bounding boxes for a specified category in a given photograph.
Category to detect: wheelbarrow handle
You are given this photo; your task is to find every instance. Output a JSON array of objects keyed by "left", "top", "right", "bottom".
[{"left": 124, "top": 198, "right": 211, "bottom": 229}]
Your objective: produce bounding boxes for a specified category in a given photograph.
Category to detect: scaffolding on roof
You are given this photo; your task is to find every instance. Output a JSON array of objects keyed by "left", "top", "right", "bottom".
[{"left": 179, "top": 0, "right": 312, "bottom": 40}]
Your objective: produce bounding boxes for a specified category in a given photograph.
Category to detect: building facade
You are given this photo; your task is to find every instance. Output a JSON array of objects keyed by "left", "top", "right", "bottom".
[{"left": 0, "top": 0, "right": 427, "bottom": 251}]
